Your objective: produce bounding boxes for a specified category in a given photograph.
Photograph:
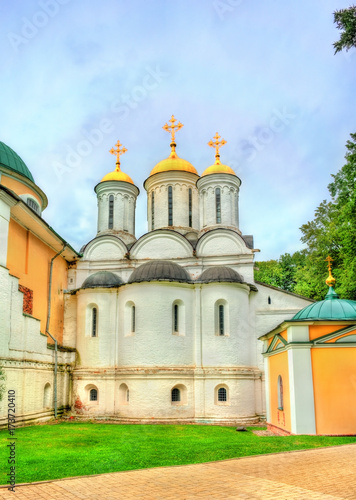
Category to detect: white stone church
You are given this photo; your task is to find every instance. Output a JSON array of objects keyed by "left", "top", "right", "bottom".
[
  {"left": 0, "top": 117, "right": 312, "bottom": 425},
  {"left": 63, "top": 119, "right": 311, "bottom": 424}
]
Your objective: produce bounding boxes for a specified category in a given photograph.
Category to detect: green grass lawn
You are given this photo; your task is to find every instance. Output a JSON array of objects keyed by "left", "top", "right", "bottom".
[{"left": 1, "top": 422, "right": 356, "bottom": 485}]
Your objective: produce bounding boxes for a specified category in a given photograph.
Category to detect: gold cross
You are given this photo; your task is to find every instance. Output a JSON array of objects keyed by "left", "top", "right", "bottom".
[
  {"left": 208, "top": 133, "right": 227, "bottom": 161},
  {"left": 325, "top": 255, "right": 336, "bottom": 287},
  {"left": 163, "top": 115, "right": 184, "bottom": 144},
  {"left": 325, "top": 255, "right": 334, "bottom": 272},
  {"left": 109, "top": 140, "right": 127, "bottom": 169}
]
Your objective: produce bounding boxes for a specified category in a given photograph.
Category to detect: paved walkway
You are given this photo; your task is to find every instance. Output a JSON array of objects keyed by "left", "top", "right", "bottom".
[{"left": 1, "top": 444, "right": 356, "bottom": 499}]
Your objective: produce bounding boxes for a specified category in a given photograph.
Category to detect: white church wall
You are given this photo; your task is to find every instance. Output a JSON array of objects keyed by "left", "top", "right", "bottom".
[
  {"left": 63, "top": 293, "right": 77, "bottom": 348},
  {"left": 73, "top": 372, "right": 196, "bottom": 419},
  {"left": 82, "top": 235, "right": 127, "bottom": 263},
  {"left": 95, "top": 180, "right": 139, "bottom": 238},
  {"left": 118, "top": 283, "right": 195, "bottom": 367},
  {"left": 200, "top": 283, "right": 251, "bottom": 367},
  {"left": 76, "top": 289, "right": 119, "bottom": 368},
  {"left": 131, "top": 231, "right": 193, "bottom": 260},
  {"left": 144, "top": 171, "right": 200, "bottom": 233},
  {"left": 197, "top": 173, "right": 241, "bottom": 231},
  {"left": 203, "top": 377, "right": 257, "bottom": 420},
  {"left": 196, "top": 230, "right": 250, "bottom": 257},
  {"left": 0, "top": 267, "right": 75, "bottom": 427}
]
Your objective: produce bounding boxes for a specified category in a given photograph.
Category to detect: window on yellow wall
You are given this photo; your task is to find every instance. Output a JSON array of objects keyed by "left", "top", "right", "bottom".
[{"left": 278, "top": 375, "right": 283, "bottom": 410}]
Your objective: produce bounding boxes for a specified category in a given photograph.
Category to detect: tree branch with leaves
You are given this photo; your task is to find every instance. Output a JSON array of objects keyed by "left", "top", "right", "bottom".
[{"left": 334, "top": 5, "right": 356, "bottom": 53}]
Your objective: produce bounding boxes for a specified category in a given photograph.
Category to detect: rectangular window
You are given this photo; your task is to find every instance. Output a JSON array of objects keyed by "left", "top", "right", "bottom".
[
  {"left": 235, "top": 191, "right": 239, "bottom": 226},
  {"left": 108, "top": 195, "right": 114, "bottom": 229},
  {"left": 92, "top": 308, "right": 97, "bottom": 337},
  {"left": 151, "top": 192, "right": 155, "bottom": 230},
  {"left": 219, "top": 304, "right": 224, "bottom": 335},
  {"left": 131, "top": 306, "right": 136, "bottom": 333},
  {"left": 188, "top": 188, "right": 192, "bottom": 227},
  {"left": 216, "top": 188, "right": 221, "bottom": 224},
  {"left": 27, "top": 198, "right": 40, "bottom": 214},
  {"left": 218, "top": 387, "right": 227, "bottom": 402},
  {"left": 174, "top": 304, "right": 179, "bottom": 332},
  {"left": 168, "top": 186, "right": 173, "bottom": 226}
]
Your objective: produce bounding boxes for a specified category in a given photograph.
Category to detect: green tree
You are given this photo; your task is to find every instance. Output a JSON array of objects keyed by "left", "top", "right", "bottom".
[
  {"left": 254, "top": 260, "right": 285, "bottom": 288},
  {"left": 254, "top": 251, "right": 306, "bottom": 293},
  {"left": 295, "top": 134, "right": 356, "bottom": 300},
  {"left": 255, "top": 134, "right": 356, "bottom": 301},
  {"left": 333, "top": 5, "right": 356, "bottom": 53}
]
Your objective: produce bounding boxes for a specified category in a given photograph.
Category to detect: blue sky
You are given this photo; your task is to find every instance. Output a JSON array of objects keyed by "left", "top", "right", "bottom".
[{"left": 1, "top": 0, "right": 355, "bottom": 259}]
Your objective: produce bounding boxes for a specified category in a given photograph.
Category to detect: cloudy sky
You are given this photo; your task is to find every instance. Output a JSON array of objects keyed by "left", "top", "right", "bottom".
[{"left": 2, "top": 0, "right": 355, "bottom": 259}]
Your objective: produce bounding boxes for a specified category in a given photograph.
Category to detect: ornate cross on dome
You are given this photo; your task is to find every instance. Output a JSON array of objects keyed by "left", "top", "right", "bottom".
[
  {"left": 208, "top": 133, "right": 227, "bottom": 164},
  {"left": 109, "top": 140, "right": 127, "bottom": 170},
  {"left": 163, "top": 115, "right": 184, "bottom": 144},
  {"left": 325, "top": 255, "right": 336, "bottom": 287}
]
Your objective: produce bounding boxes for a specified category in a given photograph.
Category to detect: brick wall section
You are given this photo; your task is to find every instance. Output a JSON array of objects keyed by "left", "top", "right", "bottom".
[{"left": 18, "top": 285, "right": 33, "bottom": 315}]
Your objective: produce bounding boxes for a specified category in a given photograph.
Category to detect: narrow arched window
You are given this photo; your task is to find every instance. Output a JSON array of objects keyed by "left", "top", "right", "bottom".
[
  {"left": 216, "top": 188, "right": 221, "bottom": 223},
  {"left": 218, "top": 387, "right": 227, "bottom": 402},
  {"left": 123, "top": 196, "right": 128, "bottom": 231},
  {"left": 151, "top": 191, "right": 155, "bottom": 230},
  {"left": 43, "top": 383, "right": 51, "bottom": 408},
  {"left": 108, "top": 195, "right": 114, "bottom": 229},
  {"left": 278, "top": 376, "right": 283, "bottom": 410},
  {"left": 174, "top": 304, "right": 179, "bottom": 332},
  {"left": 92, "top": 308, "right": 97, "bottom": 337},
  {"left": 168, "top": 186, "right": 173, "bottom": 226},
  {"left": 188, "top": 188, "right": 192, "bottom": 227},
  {"left": 172, "top": 388, "right": 180, "bottom": 402},
  {"left": 218, "top": 304, "right": 224, "bottom": 335},
  {"left": 131, "top": 305, "right": 136, "bottom": 333},
  {"left": 90, "top": 388, "right": 97, "bottom": 401},
  {"left": 268, "top": 296, "right": 271, "bottom": 305},
  {"left": 235, "top": 191, "right": 239, "bottom": 226},
  {"left": 119, "top": 383, "right": 129, "bottom": 405}
]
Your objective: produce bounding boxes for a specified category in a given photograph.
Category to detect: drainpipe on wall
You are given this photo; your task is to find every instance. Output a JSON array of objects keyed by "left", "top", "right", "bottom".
[{"left": 46, "top": 245, "right": 66, "bottom": 419}]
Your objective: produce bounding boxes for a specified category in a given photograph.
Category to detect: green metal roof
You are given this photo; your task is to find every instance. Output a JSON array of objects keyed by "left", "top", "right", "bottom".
[
  {"left": 292, "top": 287, "right": 356, "bottom": 321},
  {"left": 0, "top": 141, "right": 34, "bottom": 183}
]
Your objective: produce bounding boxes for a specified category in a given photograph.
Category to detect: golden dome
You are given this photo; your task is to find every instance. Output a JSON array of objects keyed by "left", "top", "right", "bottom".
[
  {"left": 101, "top": 139, "right": 134, "bottom": 184},
  {"left": 201, "top": 162, "right": 237, "bottom": 177},
  {"left": 101, "top": 168, "right": 134, "bottom": 184},
  {"left": 149, "top": 144, "right": 198, "bottom": 176},
  {"left": 203, "top": 132, "right": 236, "bottom": 177}
]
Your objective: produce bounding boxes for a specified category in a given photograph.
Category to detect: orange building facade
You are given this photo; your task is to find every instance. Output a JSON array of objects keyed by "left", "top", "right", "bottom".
[
  {"left": 0, "top": 141, "right": 79, "bottom": 426},
  {"left": 261, "top": 278, "right": 356, "bottom": 436},
  {"left": 0, "top": 142, "right": 79, "bottom": 343}
]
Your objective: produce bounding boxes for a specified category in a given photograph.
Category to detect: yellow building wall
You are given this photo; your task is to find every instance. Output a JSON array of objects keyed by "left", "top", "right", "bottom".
[
  {"left": 1, "top": 175, "right": 42, "bottom": 206},
  {"left": 268, "top": 351, "right": 291, "bottom": 432},
  {"left": 6, "top": 219, "right": 67, "bottom": 343},
  {"left": 267, "top": 329, "right": 287, "bottom": 348},
  {"left": 309, "top": 324, "right": 344, "bottom": 341},
  {"left": 312, "top": 347, "right": 356, "bottom": 435}
]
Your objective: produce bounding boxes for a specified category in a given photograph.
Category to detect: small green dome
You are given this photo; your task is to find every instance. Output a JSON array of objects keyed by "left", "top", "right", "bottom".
[
  {"left": 0, "top": 141, "right": 34, "bottom": 183},
  {"left": 292, "top": 287, "right": 356, "bottom": 321}
]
